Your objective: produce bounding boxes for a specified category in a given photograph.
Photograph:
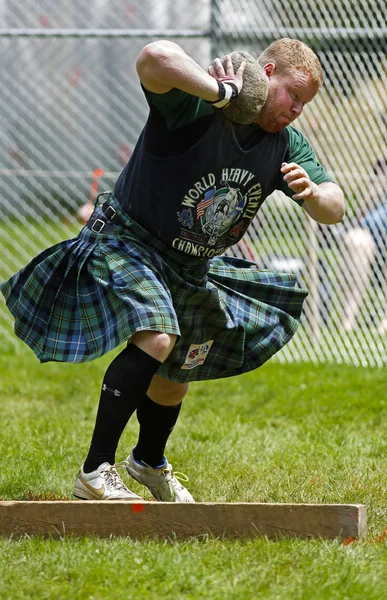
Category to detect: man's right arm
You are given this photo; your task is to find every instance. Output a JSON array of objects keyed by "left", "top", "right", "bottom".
[{"left": 136, "top": 40, "right": 244, "bottom": 101}]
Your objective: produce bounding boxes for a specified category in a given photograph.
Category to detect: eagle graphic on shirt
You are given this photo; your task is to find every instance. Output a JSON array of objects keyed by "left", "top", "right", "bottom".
[
  {"left": 199, "top": 182, "right": 245, "bottom": 246},
  {"left": 175, "top": 169, "right": 263, "bottom": 257}
]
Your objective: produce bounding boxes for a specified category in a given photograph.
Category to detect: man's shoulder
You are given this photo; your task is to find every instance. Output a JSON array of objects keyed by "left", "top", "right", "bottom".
[
  {"left": 285, "top": 125, "right": 317, "bottom": 158},
  {"left": 143, "top": 86, "right": 214, "bottom": 121},
  {"left": 286, "top": 125, "right": 308, "bottom": 146}
]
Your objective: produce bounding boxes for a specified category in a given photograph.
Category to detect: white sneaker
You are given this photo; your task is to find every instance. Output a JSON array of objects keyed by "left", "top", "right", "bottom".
[
  {"left": 125, "top": 451, "right": 195, "bottom": 503},
  {"left": 73, "top": 462, "right": 143, "bottom": 501}
]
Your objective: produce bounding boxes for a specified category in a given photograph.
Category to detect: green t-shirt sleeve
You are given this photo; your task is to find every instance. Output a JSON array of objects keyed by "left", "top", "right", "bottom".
[
  {"left": 280, "top": 126, "right": 333, "bottom": 206},
  {"left": 142, "top": 85, "right": 214, "bottom": 130}
]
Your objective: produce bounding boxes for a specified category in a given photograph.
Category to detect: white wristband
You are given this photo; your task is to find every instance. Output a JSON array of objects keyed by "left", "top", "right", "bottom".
[{"left": 212, "top": 83, "right": 234, "bottom": 109}]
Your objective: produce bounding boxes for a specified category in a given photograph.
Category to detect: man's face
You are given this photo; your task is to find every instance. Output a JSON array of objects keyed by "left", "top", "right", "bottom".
[{"left": 255, "top": 64, "right": 320, "bottom": 132}]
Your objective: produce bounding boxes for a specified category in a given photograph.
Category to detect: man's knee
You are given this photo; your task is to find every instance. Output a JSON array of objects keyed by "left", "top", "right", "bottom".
[
  {"left": 131, "top": 330, "right": 178, "bottom": 362},
  {"left": 148, "top": 374, "right": 189, "bottom": 406}
]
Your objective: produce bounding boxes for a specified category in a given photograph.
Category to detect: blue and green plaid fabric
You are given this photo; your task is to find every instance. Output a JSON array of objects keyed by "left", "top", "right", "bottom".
[{"left": 0, "top": 194, "right": 308, "bottom": 383}]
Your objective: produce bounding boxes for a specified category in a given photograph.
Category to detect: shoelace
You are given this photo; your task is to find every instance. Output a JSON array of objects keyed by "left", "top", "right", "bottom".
[
  {"left": 101, "top": 464, "right": 129, "bottom": 492},
  {"left": 161, "top": 466, "right": 189, "bottom": 488},
  {"left": 118, "top": 459, "right": 189, "bottom": 486},
  {"left": 117, "top": 459, "right": 190, "bottom": 489}
]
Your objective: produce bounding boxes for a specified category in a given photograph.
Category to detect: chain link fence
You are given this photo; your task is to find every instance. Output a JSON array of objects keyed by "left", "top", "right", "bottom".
[{"left": 1, "top": 0, "right": 386, "bottom": 367}]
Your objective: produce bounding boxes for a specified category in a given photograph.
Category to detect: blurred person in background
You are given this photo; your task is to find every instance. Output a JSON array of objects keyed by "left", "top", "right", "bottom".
[
  {"left": 339, "top": 156, "right": 387, "bottom": 332},
  {"left": 1, "top": 39, "right": 344, "bottom": 502}
]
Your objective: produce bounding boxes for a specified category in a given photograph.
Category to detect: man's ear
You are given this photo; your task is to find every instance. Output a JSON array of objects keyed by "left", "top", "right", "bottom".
[{"left": 263, "top": 63, "right": 276, "bottom": 78}]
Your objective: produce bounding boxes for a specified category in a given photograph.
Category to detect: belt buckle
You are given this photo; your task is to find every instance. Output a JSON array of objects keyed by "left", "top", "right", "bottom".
[
  {"left": 104, "top": 205, "right": 117, "bottom": 221},
  {"left": 91, "top": 218, "right": 105, "bottom": 233}
]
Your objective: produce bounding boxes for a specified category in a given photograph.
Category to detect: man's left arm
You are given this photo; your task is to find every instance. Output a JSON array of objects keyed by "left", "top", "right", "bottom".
[{"left": 281, "top": 161, "right": 345, "bottom": 224}]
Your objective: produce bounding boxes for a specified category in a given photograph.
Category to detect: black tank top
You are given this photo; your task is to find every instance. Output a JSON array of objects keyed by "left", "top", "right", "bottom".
[{"left": 114, "top": 111, "right": 288, "bottom": 259}]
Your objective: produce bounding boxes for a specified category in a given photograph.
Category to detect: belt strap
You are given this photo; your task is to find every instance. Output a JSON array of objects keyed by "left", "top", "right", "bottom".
[{"left": 86, "top": 202, "right": 118, "bottom": 234}]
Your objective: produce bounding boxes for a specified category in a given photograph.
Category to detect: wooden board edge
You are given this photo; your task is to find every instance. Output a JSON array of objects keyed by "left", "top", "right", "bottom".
[{"left": 0, "top": 501, "right": 367, "bottom": 541}]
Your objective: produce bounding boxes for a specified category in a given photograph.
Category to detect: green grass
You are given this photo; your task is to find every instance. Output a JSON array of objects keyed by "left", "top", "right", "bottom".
[
  {"left": 1, "top": 346, "right": 387, "bottom": 598},
  {"left": 1, "top": 536, "right": 387, "bottom": 600},
  {"left": 0, "top": 217, "right": 79, "bottom": 282}
]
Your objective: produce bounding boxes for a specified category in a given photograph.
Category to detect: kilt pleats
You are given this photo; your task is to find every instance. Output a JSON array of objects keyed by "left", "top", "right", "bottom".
[{"left": 1, "top": 195, "right": 308, "bottom": 382}]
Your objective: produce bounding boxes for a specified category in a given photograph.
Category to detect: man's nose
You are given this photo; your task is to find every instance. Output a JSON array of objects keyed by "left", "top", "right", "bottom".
[{"left": 291, "top": 101, "right": 303, "bottom": 116}]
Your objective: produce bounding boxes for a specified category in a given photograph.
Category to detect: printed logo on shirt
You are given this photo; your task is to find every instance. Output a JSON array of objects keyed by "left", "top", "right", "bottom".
[
  {"left": 174, "top": 168, "right": 263, "bottom": 258},
  {"left": 181, "top": 340, "right": 214, "bottom": 370}
]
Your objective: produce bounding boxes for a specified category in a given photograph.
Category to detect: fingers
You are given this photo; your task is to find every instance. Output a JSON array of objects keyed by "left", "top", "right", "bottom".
[
  {"left": 211, "top": 56, "right": 228, "bottom": 78},
  {"left": 236, "top": 60, "right": 246, "bottom": 77},
  {"left": 281, "top": 162, "right": 314, "bottom": 199},
  {"left": 281, "top": 162, "right": 303, "bottom": 175},
  {"left": 281, "top": 162, "right": 309, "bottom": 183},
  {"left": 286, "top": 175, "right": 312, "bottom": 198},
  {"left": 223, "top": 55, "right": 234, "bottom": 77},
  {"left": 209, "top": 56, "right": 246, "bottom": 79},
  {"left": 208, "top": 56, "right": 246, "bottom": 97},
  {"left": 292, "top": 187, "right": 314, "bottom": 200}
]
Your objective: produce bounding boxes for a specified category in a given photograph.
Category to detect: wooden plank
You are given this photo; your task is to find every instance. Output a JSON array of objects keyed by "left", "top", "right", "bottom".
[{"left": 0, "top": 502, "right": 366, "bottom": 540}]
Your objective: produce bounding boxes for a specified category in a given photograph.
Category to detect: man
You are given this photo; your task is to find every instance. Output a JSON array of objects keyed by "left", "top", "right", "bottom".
[{"left": 1, "top": 38, "right": 345, "bottom": 503}]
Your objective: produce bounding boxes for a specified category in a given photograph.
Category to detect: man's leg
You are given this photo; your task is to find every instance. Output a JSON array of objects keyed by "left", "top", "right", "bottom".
[
  {"left": 74, "top": 332, "right": 177, "bottom": 500},
  {"left": 125, "top": 366, "right": 194, "bottom": 502},
  {"left": 83, "top": 332, "right": 177, "bottom": 471},
  {"left": 134, "top": 374, "right": 189, "bottom": 467},
  {"left": 341, "top": 227, "right": 375, "bottom": 330}
]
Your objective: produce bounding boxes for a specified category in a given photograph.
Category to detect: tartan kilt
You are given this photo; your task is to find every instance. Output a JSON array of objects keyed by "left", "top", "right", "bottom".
[{"left": 0, "top": 195, "right": 308, "bottom": 383}]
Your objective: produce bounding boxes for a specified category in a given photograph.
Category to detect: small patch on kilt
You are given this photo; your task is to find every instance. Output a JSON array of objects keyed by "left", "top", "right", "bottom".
[{"left": 181, "top": 340, "right": 214, "bottom": 370}]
